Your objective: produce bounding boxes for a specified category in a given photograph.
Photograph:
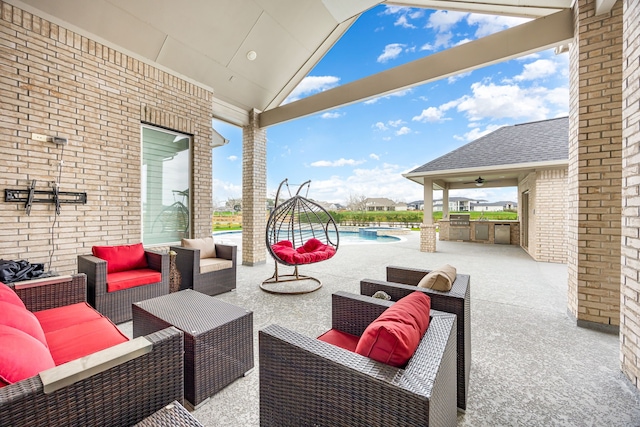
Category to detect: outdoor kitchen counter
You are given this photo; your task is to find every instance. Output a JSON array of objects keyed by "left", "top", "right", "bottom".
[{"left": 438, "top": 219, "right": 520, "bottom": 245}]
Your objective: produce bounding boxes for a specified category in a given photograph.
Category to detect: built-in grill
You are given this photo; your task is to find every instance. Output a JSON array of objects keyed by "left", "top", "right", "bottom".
[{"left": 449, "top": 214, "right": 470, "bottom": 226}]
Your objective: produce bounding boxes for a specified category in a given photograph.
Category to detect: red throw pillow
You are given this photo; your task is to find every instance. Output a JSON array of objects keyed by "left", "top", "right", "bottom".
[
  {"left": 298, "top": 238, "right": 324, "bottom": 253},
  {"left": 0, "top": 325, "right": 55, "bottom": 386},
  {"left": 92, "top": 243, "right": 148, "bottom": 273},
  {"left": 0, "top": 282, "right": 26, "bottom": 309},
  {"left": 0, "top": 301, "right": 48, "bottom": 347},
  {"left": 355, "top": 291, "right": 431, "bottom": 367}
]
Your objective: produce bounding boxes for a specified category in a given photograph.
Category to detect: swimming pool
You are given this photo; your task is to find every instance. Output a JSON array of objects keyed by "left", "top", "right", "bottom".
[{"left": 213, "top": 229, "right": 405, "bottom": 245}]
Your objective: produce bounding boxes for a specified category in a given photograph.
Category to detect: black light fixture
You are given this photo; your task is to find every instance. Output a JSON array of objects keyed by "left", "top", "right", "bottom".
[{"left": 475, "top": 177, "right": 484, "bottom": 187}]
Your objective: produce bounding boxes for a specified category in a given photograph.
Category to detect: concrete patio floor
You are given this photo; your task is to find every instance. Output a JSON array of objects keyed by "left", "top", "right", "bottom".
[{"left": 121, "top": 231, "right": 640, "bottom": 426}]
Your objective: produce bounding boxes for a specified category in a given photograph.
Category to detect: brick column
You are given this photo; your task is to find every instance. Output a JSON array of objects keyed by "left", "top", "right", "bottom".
[
  {"left": 421, "top": 179, "right": 436, "bottom": 252},
  {"left": 242, "top": 109, "right": 267, "bottom": 266},
  {"left": 621, "top": 0, "right": 640, "bottom": 389},
  {"left": 567, "top": 0, "right": 623, "bottom": 332}
]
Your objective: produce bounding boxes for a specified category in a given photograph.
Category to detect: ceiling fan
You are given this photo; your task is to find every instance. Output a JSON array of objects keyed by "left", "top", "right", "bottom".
[{"left": 463, "top": 176, "right": 486, "bottom": 187}]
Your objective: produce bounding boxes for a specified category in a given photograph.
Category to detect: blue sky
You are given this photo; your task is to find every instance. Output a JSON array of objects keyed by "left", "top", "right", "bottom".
[{"left": 212, "top": 4, "right": 569, "bottom": 207}]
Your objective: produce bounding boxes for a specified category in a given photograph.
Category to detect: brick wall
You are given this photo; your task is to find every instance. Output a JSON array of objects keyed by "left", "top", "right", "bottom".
[
  {"left": 0, "top": 2, "right": 214, "bottom": 274},
  {"left": 621, "top": 0, "right": 640, "bottom": 390},
  {"left": 535, "top": 169, "right": 568, "bottom": 263},
  {"left": 568, "top": 0, "right": 623, "bottom": 329}
]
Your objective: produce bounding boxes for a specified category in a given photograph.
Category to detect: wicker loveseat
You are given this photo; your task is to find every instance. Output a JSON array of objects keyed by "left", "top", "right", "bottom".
[
  {"left": 0, "top": 274, "right": 184, "bottom": 427},
  {"left": 361, "top": 265, "right": 471, "bottom": 412},
  {"left": 78, "top": 243, "right": 169, "bottom": 323},
  {"left": 170, "top": 238, "right": 236, "bottom": 296},
  {"left": 259, "top": 292, "right": 458, "bottom": 427}
]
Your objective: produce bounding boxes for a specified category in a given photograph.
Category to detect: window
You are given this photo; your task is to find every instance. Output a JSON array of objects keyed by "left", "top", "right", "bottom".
[{"left": 141, "top": 125, "right": 191, "bottom": 245}]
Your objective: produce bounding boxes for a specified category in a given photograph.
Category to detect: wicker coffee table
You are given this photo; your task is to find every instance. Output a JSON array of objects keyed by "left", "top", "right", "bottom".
[{"left": 132, "top": 289, "right": 254, "bottom": 409}]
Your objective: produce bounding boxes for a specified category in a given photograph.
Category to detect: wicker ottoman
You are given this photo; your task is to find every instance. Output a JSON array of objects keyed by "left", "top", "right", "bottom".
[{"left": 133, "top": 289, "right": 254, "bottom": 408}]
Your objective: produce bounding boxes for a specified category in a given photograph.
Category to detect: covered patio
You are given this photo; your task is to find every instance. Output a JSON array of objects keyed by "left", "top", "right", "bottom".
[{"left": 118, "top": 232, "right": 640, "bottom": 425}]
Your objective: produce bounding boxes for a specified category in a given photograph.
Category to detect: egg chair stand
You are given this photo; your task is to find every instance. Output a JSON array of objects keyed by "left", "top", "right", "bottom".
[{"left": 261, "top": 179, "right": 339, "bottom": 295}]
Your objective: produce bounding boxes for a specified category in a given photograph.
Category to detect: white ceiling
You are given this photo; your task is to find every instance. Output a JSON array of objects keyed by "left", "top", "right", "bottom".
[{"left": 10, "top": 0, "right": 573, "bottom": 124}]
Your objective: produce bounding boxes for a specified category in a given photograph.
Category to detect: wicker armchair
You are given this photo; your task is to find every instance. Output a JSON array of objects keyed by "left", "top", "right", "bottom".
[
  {"left": 170, "top": 243, "right": 236, "bottom": 296},
  {"left": 361, "top": 265, "right": 471, "bottom": 412},
  {"left": 259, "top": 292, "right": 458, "bottom": 427},
  {"left": 0, "top": 274, "right": 184, "bottom": 427},
  {"left": 78, "top": 249, "right": 169, "bottom": 324}
]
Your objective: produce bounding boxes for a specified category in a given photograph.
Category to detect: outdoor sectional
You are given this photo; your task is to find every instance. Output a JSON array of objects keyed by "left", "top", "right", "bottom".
[
  {"left": 0, "top": 274, "right": 183, "bottom": 427},
  {"left": 259, "top": 291, "right": 458, "bottom": 426}
]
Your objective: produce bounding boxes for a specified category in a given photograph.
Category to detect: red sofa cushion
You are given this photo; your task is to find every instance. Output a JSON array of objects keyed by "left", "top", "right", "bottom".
[
  {"left": 0, "top": 325, "right": 55, "bottom": 387},
  {"left": 0, "top": 301, "right": 47, "bottom": 347},
  {"left": 92, "top": 243, "right": 148, "bottom": 273},
  {"left": 355, "top": 291, "right": 431, "bottom": 368},
  {"left": 0, "top": 282, "right": 26, "bottom": 309},
  {"left": 34, "top": 302, "right": 103, "bottom": 333},
  {"left": 317, "top": 329, "right": 360, "bottom": 352},
  {"left": 45, "top": 317, "right": 129, "bottom": 365},
  {"left": 106, "top": 269, "right": 162, "bottom": 292}
]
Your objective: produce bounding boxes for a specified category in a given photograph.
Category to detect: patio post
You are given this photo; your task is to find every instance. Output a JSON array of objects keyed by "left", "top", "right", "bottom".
[
  {"left": 241, "top": 109, "right": 267, "bottom": 266},
  {"left": 421, "top": 179, "right": 436, "bottom": 252},
  {"left": 442, "top": 187, "right": 450, "bottom": 219}
]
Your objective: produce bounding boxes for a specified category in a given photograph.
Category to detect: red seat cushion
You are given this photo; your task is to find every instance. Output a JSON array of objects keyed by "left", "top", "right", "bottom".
[
  {"left": 355, "top": 291, "right": 431, "bottom": 368},
  {"left": 0, "top": 325, "right": 55, "bottom": 387},
  {"left": 92, "top": 243, "right": 148, "bottom": 273},
  {"left": 45, "top": 317, "right": 129, "bottom": 365},
  {"left": 0, "top": 301, "right": 47, "bottom": 346},
  {"left": 0, "top": 282, "right": 26, "bottom": 309},
  {"left": 34, "top": 302, "right": 103, "bottom": 333},
  {"left": 106, "top": 269, "right": 162, "bottom": 292},
  {"left": 317, "top": 329, "right": 360, "bottom": 352},
  {"left": 272, "top": 239, "right": 336, "bottom": 264}
]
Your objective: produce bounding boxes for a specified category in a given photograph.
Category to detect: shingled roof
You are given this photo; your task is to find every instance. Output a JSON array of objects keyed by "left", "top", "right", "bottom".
[{"left": 409, "top": 117, "right": 568, "bottom": 174}]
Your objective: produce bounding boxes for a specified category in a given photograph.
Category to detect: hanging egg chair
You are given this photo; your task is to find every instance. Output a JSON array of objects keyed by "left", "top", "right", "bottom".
[{"left": 261, "top": 178, "right": 339, "bottom": 294}]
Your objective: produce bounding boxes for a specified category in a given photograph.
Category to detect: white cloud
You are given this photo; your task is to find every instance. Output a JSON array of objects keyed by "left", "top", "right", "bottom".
[
  {"left": 370, "top": 153, "right": 380, "bottom": 160},
  {"left": 284, "top": 75, "right": 340, "bottom": 103},
  {"left": 396, "top": 126, "right": 412, "bottom": 136},
  {"left": 212, "top": 178, "right": 242, "bottom": 203},
  {"left": 310, "top": 158, "right": 366, "bottom": 167},
  {"left": 451, "top": 81, "right": 567, "bottom": 122},
  {"left": 412, "top": 106, "right": 448, "bottom": 123},
  {"left": 395, "top": 15, "right": 416, "bottom": 29},
  {"left": 426, "top": 10, "right": 468, "bottom": 33},
  {"left": 321, "top": 111, "right": 343, "bottom": 119},
  {"left": 306, "top": 164, "right": 424, "bottom": 204},
  {"left": 466, "top": 14, "right": 530, "bottom": 37},
  {"left": 420, "top": 42, "right": 434, "bottom": 51},
  {"left": 373, "top": 122, "right": 388, "bottom": 131},
  {"left": 513, "top": 59, "right": 557, "bottom": 81},
  {"left": 388, "top": 119, "right": 406, "bottom": 128},
  {"left": 227, "top": 155, "right": 238, "bottom": 161},
  {"left": 364, "top": 88, "right": 412, "bottom": 104},
  {"left": 454, "top": 38, "right": 473, "bottom": 46},
  {"left": 377, "top": 43, "right": 405, "bottom": 63}
]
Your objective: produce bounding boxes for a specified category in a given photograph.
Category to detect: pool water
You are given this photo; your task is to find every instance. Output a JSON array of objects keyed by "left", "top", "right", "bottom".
[{"left": 214, "top": 229, "right": 403, "bottom": 245}]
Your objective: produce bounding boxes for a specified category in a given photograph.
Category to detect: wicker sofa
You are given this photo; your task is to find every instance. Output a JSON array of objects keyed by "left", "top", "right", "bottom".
[
  {"left": 0, "top": 274, "right": 184, "bottom": 427},
  {"left": 170, "top": 240, "right": 236, "bottom": 296},
  {"left": 78, "top": 244, "right": 169, "bottom": 323},
  {"left": 361, "top": 265, "right": 471, "bottom": 412},
  {"left": 259, "top": 291, "right": 458, "bottom": 427}
]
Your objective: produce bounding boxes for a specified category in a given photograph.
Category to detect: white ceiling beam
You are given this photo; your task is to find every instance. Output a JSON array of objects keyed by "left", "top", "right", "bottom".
[
  {"left": 260, "top": 8, "right": 573, "bottom": 127},
  {"left": 595, "top": 0, "right": 616, "bottom": 16},
  {"left": 389, "top": 0, "right": 572, "bottom": 18}
]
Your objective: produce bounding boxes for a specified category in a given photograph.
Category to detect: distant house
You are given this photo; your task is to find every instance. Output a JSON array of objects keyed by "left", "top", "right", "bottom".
[
  {"left": 364, "top": 198, "right": 407, "bottom": 212},
  {"left": 473, "top": 201, "right": 517, "bottom": 212},
  {"left": 434, "top": 197, "right": 481, "bottom": 212}
]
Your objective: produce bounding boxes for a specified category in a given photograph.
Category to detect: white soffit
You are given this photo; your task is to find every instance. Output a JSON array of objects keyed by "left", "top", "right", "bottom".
[
  {"left": 390, "top": 0, "right": 572, "bottom": 18},
  {"left": 322, "top": 0, "right": 383, "bottom": 22},
  {"left": 595, "top": 0, "right": 616, "bottom": 15}
]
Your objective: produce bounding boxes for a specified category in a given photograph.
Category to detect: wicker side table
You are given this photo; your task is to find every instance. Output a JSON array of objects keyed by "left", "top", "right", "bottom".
[
  {"left": 134, "top": 401, "right": 204, "bottom": 427},
  {"left": 132, "top": 289, "right": 254, "bottom": 409}
]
